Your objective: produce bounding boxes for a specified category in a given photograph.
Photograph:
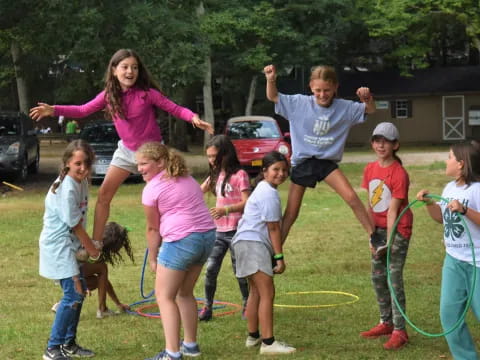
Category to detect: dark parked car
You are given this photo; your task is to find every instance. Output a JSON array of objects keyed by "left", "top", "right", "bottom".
[
  {"left": 79, "top": 122, "right": 140, "bottom": 182},
  {"left": 0, "top": 111, "right": 39, "bottom": 182},
  {"left": 225, "top": 116, "right": 291, "bottom": 174}
]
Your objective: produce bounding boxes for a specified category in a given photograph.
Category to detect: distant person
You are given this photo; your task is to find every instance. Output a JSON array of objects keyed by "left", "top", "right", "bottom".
[
  {"left": 39, "top": 140, "right": 100, "bottom": 360},
  {"left": 417, "top": 141, "right": 480, "bottom": 360},
  {"left": 198, "top": 135, "right": 250, "bottom": 321},
  {"left": 263, "top": 64, "right": 376, "bottom": 243},
  {"left": 360, "top": 123, "right": 413, "bottom": 350},
  {"left": 136, "top": 142, "right": 215, "bottom": 360},
  {"left": 65, "top": 119, "right": 77, "bottom": 135},
  {"left": 58, "top": 115, "right": 64, "bottom": 133},
  {"left": 30, "top": 48, "right": 213, "bottom": 257},
  {"left": 232, "top": 151, "right": 295, "bottom": 355}
]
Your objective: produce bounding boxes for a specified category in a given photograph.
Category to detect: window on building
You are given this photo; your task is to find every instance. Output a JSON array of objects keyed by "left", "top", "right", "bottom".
[{"left": 390, "top": 100, "right": 412, "bottom": 118}]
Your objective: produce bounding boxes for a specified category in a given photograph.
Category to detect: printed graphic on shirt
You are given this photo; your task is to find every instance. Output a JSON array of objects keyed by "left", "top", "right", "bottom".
[
  {"left": 305, "top": 115, "right": 333, "bottom": 148},
  {"left": 368, "top": 179, "right": 391, "bottom": 213},
  {"left": 443, "top": 203, "right": 465, "bottom": 242},
  {"left": 216, "top": 181, "right": 233, "bottom": 198}
]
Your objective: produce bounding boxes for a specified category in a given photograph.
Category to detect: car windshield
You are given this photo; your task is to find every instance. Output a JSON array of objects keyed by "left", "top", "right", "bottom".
[
  {"left": 227, "top": 120, "right": 281, "bottom": 140},
  {"left": 81, "top": 125, "right": 120, "bottom": 143},
  {"left": 0, "top": 117, "right": 20, "bottom": 136}
]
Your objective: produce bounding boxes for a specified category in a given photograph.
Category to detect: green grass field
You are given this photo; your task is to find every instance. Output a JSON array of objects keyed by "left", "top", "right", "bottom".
[{"left": 0, "top": 158, "right": 475, "bottom": 360}]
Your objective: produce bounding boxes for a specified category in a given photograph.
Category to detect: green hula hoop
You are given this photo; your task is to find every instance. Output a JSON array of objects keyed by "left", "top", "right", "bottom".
[
  {"left": 274, "top": 290, "right": 359, "bottom": 308},
  {"left": 387, "top": 193, "right": 476, "bottom": 337}
]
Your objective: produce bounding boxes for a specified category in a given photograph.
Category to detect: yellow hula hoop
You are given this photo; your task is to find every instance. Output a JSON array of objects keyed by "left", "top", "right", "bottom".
[
  {"left": 2, "top": 181, "right": 24, "bottom": 191},
  {"left": 274, "top": 290, "right": 360, "bottom": 309}
]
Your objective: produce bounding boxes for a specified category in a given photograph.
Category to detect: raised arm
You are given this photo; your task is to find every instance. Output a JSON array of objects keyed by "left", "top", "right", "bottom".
[
  {"left": 356, "top": 87, "right": 376, "bottom": 114},
  {"left": 264, "top": 64, "right": 279, "bottom": 104},
  {"left": 30, "top": 102, "right": 54, "bottom": 121}
]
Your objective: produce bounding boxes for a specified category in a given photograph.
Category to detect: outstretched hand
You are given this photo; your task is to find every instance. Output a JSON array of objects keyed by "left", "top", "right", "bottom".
[
  {"left": 192, "top": 116, "right": 214, "bottom": 134},
  {"left": 30, "top": 102, "right": 54, "bottom": 121}
]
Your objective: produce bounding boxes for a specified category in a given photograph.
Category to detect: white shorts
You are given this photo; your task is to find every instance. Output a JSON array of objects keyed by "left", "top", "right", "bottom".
[
  {"left": 110, "top": 141, "right": 139, "bottom": 174},
  {"left": 233, "top": 240, "right": 274, "bottom": 278}
]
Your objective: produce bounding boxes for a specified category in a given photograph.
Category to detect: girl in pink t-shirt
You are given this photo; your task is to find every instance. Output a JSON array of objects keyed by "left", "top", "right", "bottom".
[
  {"left": 136, "top": 142, "right": 215, "bottom": 360},
  {"left": 30, "top": 48, "right": 213, "bottom": 250},
  {"left": 198, "top": 135, "right": 251, "bottom": 321}
]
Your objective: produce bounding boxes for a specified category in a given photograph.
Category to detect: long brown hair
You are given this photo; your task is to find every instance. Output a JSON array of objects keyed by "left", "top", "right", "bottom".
[
  {"left": 451, "top": 140, "right": 480, "bottom": 185},
  {"left": 136, "top": 142, "right": 188, "bottom": 178},
  {"left": 51, "top": 139, "right": 95, "bottom": 193},
  {"left": 103, "top": 49, "right": 161, "bottom": 120}
]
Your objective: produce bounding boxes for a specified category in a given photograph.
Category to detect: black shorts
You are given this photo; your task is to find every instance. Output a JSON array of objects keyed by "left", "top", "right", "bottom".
[{"left": 291, "top": 157, "right": 338, "bottom": 188}]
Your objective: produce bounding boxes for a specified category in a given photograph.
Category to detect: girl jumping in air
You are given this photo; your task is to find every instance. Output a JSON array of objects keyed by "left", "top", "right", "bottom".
[
  {"left": 263, "top": 64, "right": 375, "bottom": 243},
  {"left": 360, "top": 122, "right": 413, "bottom": 350},
  {"left": 30, "top": 48, "right": 213, "bottom": 248},
  {"left": 198, "top": 135, "right": 251, "bottom": 321},
  {"left": 417, "top": 141, "right": 480, "bottom": 359},
  {"left": 39, "top": 140, "right": 99, "bottom": 360},
  {"left": 136, "top": 142, "right": 215, "bottom": 360},
  {"left": 232, "top": 151, "right": 295, "bottom": 355}
]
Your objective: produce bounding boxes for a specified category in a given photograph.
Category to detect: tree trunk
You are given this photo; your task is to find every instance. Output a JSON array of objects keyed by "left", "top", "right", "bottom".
[
  {"left": 197, "top": 1, "right": 214, "bottom": 146},
  {"left": 11, "top": 41, "right": 29, "bottom": 113},
  {"left": 245, "top": 75, "right": 257, "bottom": 115}
]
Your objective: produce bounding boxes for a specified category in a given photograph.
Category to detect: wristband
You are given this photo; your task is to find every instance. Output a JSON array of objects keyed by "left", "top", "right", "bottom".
[
  {"left": 87, "top": 252, "right": 102, "bottom": 263},
  {"left": 273, "top": 253, "right": 284, "bottom": 260},
  {"left": 461, "top": 205, "right": 468, "bottom": 215}
]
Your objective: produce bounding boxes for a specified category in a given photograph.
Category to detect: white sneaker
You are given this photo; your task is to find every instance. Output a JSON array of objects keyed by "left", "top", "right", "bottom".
[
  {"left": 96, "top": 308, "right": 117, "bottom": 319},
  {"left": 245, "top": 336, "right": 262, "bottom": 348},
  {"left": 260, "top": 340, "right": 296, "bottom": 355}
]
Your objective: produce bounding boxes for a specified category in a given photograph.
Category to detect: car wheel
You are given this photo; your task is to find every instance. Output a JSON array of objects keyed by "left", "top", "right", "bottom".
[
  {"left": 16, "top": 156, "right": 28, "bottom": 183},
  {"left": 28, "top": 148, "right": 40, "bottom": 174}
]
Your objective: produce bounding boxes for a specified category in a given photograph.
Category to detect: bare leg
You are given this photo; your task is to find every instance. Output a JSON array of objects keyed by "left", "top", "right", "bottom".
[
  {"left": 155, "top": 265, "right": 186, "bottom": 353},
  {"left": 177, "top": 264, "right": 203, "bottom": 344},
  {"left": 83, "top": 262, "right": 108, "bottom": 311},
  {"left": 246, "top": 278, "right": 260, "bottom": 333},
  {"left": 324, "top": 169, "right": 374, "bottom": 235},
  {"left": 249, "top": 271, "right": 275, "bottom": 339},
  {"left": 281, "top": 182, "right": 307, "bottom": 243},
  {"left": 93, "top": 166, "right": 130, "bottom": 241}
]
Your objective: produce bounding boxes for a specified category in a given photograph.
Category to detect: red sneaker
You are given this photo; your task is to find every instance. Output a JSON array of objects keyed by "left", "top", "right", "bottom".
[
  {"left": 360, "top": 322, "right": 394, "bottom": 338},
  {"left": 383, "top": 329, "right": 408, "bottom": 350}
]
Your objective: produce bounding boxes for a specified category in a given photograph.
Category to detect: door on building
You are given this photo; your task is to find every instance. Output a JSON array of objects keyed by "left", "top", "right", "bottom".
[{"left": 442, "top": 95, "right": 465, "bottom": 141}]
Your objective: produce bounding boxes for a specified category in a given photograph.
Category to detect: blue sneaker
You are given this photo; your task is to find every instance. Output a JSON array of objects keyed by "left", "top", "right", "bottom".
[
  {"left": 180, "top": 342, "right": 201, "bottom": 357},
  {"left": 145, "top": 350, "right": 182, "bottom": 360}
]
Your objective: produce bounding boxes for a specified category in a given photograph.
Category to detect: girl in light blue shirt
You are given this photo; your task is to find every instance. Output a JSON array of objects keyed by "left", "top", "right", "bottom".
[{"left": 39, "top": 140, "right": 100, "bottom": 360}]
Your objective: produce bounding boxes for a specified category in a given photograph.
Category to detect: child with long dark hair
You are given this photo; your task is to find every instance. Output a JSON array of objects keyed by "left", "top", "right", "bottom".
[
  {"left": 417, "top": 140, "right": 480, "bottom": 359},
  {"left": 232, "top": 151, "right": 295, "bottom": 355},
  {"left": 198, "top": 135, "right": 251, "bottom": 321},
  {"left": 39, "top": 140, "right": 99, "bottom": 360},
  {"left": 30, "top": 49, "right": 213, "bottom": 253}
]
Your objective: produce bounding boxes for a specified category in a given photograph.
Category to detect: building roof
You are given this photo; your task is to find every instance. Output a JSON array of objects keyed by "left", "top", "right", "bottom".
[{"left": 337, "top": 66, "right": 480, "bottom": 98}]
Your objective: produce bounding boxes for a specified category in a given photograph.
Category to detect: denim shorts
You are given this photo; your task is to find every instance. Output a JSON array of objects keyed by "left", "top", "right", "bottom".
[{"left": 158, "top": 229, "right": 216, "bottom": 271}]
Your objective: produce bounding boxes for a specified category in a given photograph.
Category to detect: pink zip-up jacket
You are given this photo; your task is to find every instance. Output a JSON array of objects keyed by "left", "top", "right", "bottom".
[{"left": 54, "top": 87, "right": 195, "bottom": 151}]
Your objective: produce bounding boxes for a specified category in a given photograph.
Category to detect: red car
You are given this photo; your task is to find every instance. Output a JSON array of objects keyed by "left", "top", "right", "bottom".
[{"left": 225, "top": 116, "right": 291, "bottom": 174}]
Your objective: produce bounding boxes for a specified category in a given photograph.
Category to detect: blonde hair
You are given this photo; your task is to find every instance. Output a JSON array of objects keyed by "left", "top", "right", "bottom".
[
  {"left": 310, "top": 65, "right": 338, "bottom": 84},
  {"left": 136, "top": 142, "right": 188, "bottom": 178}
]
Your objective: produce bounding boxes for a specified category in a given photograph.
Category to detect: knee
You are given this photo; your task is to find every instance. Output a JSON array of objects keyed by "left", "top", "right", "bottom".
[{"left": 344, "top": 191, "right": 362, "bottom": 208}]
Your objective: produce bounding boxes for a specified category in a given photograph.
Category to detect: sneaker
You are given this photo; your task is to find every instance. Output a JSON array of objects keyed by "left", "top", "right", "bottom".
[
  {"left": 245, "top": 336, "right": 262, "bottom": 348},
  {"left": 260, "top": 340, "right": 296, "bottom": 355},
  {"left": 198, "top": 306, "right": 212, "bottom": 321},
  {"left": 61, "top": 342, "right": 95, "bottom": 358},
  {"left": 360, "top": 322, "right": 394, "bottom": 338},
  {"left": 383, "top": 329, "right": 408, "bottom": 350},
  {"left": 43, "top": 347, "right": 71, "bottom": 360},
  {"left": 96, "top": 308, "right": 117, "bottom": 319},
  {"left": 180, "top": 342, "right": 201, "bottom": 357},
  {"left": 51, "top": 302, "right": 60, "bottom": 313},
  {"left": 145, "top": 350, "right": 182, "bottom": 360}
]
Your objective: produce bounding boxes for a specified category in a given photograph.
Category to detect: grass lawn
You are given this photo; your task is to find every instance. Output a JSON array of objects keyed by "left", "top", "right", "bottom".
[{"left": 0, "top": 158, "right": 476, "bottom": 359}]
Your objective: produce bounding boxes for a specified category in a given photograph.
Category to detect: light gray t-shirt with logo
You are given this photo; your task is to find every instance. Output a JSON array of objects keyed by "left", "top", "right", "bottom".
[{"left": 275, "top": 93, "right": 366, "bottom": 166}]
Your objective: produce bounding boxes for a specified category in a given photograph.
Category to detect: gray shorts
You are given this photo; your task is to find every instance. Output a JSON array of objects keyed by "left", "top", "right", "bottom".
[
  {"left": 232, "top": 240, "right": 274, "bottom": 278},
  {"left": 110, "top": 141, "right": 139, "bottom": 174}
]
